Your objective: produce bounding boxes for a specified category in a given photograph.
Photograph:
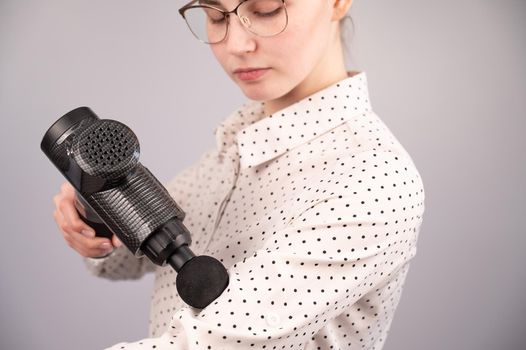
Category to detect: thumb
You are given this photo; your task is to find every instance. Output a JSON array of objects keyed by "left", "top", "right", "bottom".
[{"left": 112, "top": 234, "right": 123, "bottom": 248}]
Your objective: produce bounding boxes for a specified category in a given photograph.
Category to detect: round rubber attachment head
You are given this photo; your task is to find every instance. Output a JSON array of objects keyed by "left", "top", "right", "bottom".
[{"left": 176, "top": 255, "right": 229, "bottom": 309}]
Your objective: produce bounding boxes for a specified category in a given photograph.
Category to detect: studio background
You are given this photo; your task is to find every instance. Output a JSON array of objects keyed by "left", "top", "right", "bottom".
[{"left": 1, "top": 0, "right": 524, "bottom": 349}]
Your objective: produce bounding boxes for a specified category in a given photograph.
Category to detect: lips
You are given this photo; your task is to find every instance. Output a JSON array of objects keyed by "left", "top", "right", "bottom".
[
  {"left": 233, "top": 68, "right": 270, "bottom": 81},
  {"left": 233, "top": 67, "right": 268, "bottom": 73}
]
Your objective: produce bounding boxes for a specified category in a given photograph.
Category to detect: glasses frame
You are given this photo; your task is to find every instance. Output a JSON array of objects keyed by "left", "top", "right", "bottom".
[{"left": 178, "top": 0, "right": 288, "bottom": 44}]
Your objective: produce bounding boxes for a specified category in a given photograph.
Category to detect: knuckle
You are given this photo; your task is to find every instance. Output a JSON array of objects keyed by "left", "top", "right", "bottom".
[
  {"left": 60, "top": 182, "right": 70, "bottom": 192},
  {"left": 57, "top": 199, "right": 68, "bottom": 211},
  {"left": 54, "top": 215, "right": 63, "bottom": 227},
  {"left": 70, "top": 217, "right": 83, "bottom": 229},
  {"left": 59, "top": 222, "right": 70, "bottom": 232}
]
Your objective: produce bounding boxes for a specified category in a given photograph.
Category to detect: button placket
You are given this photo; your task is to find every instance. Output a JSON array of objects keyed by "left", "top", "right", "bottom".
[
  {"left": 212, "top": 151, "right": 239, "bottom": 232},
  {"left": 201, "top": 150, "right": 240, "bottom": 253}
]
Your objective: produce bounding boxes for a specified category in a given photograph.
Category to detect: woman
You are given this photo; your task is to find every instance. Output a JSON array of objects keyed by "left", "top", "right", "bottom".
[{"left": 52, "top": 0, "right": 426, "bottom": 349}]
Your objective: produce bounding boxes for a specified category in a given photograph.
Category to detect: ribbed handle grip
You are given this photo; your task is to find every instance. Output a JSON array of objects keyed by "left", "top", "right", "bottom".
[{"left": 85, "top": 164, "right": 186, "bottom": 256}]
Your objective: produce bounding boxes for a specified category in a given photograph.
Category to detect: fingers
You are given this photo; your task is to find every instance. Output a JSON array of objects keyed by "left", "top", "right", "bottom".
[
  {"left": 59, "top": 199, "right": 116, "bottom": 253},
  {"left": 53, "top": 182, "right": 117, "bottom": 258},
  {"left": 55, "top": 213, "right": 114, "bottom": 257},
  {"left": 70, "top": 230, "right": 114, "bottom": 257},
  {"left": 112, "top": 234, "right": 123, "bottom": 248},
  {"left": 60, "top": 181, "right": 75, "bottom": 198},
  {"left": 58, "top": 194, "right": 90, "bottom": 234}
]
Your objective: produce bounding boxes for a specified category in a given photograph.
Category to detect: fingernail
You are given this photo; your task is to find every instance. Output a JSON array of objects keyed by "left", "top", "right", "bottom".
[
  {"left": 100, "top": 242, "right": 112, "bottom": 250},
  {"left": 81, "top": 229, "right": 95, "bottom": 238}
]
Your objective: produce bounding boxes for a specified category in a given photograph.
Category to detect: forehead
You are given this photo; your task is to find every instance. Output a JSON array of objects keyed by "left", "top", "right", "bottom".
[
  {"left": 198, "top": 0, "right": 280, "bottom": 9},
  {"left": 198, "top": 0, "right": 236, "bottom": 8}
]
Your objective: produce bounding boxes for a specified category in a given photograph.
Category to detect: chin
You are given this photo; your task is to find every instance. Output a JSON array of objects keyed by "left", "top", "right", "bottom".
[
  {"left": 238, "top": 81, "right": 290, "bottom": 103},
  {"left": 238, "top": 85, "right": 274, "bottom": 102}
]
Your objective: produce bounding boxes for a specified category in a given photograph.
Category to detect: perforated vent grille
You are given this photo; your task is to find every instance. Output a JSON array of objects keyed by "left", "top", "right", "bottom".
[{"left": 72, "top": 119, "right": 140, "bottom": 180}]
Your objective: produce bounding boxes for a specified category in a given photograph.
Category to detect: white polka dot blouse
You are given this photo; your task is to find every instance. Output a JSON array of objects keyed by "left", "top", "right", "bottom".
[{"left": 84, "top": 70, "right": 426, "bottom": 349}]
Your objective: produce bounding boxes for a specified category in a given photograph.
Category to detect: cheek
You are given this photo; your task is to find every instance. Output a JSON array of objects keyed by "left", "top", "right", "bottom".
[
  {"left": 271, "top": 10, "right": 332, "bottom": 73},
  {"left": 268, "top": 29, "right": 303, "bottom": 71}
]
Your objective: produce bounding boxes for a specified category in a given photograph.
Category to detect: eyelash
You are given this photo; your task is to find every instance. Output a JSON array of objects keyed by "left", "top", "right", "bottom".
[{"left": 210, "top": 7, "right": 281, "bottom": 23}]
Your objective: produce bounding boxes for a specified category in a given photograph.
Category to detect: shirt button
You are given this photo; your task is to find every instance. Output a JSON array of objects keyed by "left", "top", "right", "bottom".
[{"left": 265, "top": 312, "right": 281, "bottom": 327}]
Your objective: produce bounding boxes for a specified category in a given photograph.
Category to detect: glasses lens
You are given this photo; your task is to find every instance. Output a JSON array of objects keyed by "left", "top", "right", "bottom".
[
  {"left": 181, "top": 0, "right": 287, "bottom": 44},
  {"left": 239, "top": 0, "right": 287, "bottom": 37},
  {"left": 183, "top": 6, "right": 227, "bottom": 44}
]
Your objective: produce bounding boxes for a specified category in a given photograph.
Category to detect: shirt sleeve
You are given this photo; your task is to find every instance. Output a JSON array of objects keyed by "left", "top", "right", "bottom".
[
  {"left": 83, "top": 245, "right": 156, "bottom": 280},
  {"left": 103, "top": 150, "right": 426, "bottom": 349},
  {"left": 83, "top": 158, "right": 203, "bottom": 281}
]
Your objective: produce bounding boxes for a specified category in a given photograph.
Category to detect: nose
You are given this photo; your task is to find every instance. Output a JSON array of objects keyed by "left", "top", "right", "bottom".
[{"left": 224, "top": 14, "right": 257, "bottom": 54}]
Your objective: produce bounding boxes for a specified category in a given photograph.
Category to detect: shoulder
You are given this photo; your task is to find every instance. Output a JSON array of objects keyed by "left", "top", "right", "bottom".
[{"left": 289, "top": 148, "right": 426, "bottom": 240}]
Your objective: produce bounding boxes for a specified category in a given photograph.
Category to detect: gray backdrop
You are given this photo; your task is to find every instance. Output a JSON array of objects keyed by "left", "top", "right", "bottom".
[{"left": 1, "top": 0, "right": 525, "bottom": 349}]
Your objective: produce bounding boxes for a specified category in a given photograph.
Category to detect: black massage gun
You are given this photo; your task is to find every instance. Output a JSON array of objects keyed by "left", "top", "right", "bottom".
[{"left": 40, "top": 106, "right": 229, "bottom": 309}]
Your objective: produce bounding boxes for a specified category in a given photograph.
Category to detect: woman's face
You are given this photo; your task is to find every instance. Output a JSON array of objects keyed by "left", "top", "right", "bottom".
[{"left": 209, "top": 0, "right": 341, "bottom": 103}]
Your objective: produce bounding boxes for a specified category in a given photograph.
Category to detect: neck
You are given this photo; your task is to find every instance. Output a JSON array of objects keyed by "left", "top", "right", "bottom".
[{"left": 263, "top": 27, "right": 350, "bottom": 116}]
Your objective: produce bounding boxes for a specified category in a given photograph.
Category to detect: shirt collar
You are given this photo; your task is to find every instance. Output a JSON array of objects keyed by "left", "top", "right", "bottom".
[{"left": 213, "top": 70, "right": 372, "bottom": 169}]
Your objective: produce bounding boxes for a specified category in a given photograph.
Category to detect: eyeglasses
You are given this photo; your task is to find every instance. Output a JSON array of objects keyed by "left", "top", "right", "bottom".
[{"left": 178, "top": 0, "right": 288, "bottom": 44}]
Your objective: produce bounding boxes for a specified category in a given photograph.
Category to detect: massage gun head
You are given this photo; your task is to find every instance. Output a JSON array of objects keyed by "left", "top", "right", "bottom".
[{"left": 41, "top": 106, "right": 141, "bottom": 188}]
